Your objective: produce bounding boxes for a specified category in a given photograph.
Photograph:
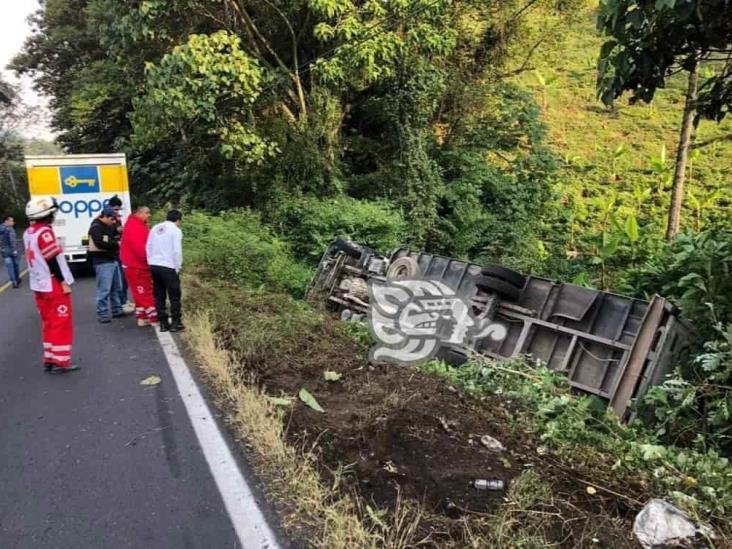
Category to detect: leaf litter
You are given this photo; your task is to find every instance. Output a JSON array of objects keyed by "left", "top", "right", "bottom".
[{"left": 140, "top": 375, "right": 161, "bottom": 387}]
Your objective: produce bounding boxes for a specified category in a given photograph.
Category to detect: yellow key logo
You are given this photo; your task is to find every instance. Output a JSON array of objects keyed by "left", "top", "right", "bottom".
[
  {"left": 60, "top": 166, "right": 101, "bottom": 194},
  {"left": 64, "top": 176, "right": 97, "bottom": 189}
]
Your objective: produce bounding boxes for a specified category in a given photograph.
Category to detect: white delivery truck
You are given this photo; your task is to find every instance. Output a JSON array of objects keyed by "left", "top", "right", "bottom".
[{"left": 25, "top": 153, "right": 132, "bottom": 265}]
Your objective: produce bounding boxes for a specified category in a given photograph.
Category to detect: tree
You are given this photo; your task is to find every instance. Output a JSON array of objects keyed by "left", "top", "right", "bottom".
[
  {"left": 130, "top": 32, "right": 274, "bottom": 165},
  {"left": 0, "top": 79, "right": 27, "bottom": 215},
  {"left": 597, "top": 0, "right": 732, "bottom": 240},
  {"left": 10, "top": 0, "right": 124, "bottom": 152},
  {"left": 0, "top": 80, "right": 13, "bottom": 105},
  {"left": 667, "top": 63, "right": 699, "bottom": 240},
  {"left": 12, "top": 0, "right": 577, "bottom": 262}
]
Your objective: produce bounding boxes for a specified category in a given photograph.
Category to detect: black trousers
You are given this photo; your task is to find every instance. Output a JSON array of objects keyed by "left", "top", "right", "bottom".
[{"left": 150, "top": 266, "right": 182, "bottom": 324}]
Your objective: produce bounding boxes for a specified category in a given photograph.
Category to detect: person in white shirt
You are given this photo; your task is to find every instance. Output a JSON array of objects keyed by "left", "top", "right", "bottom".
[{"left": 146, "top": 210, "right": 184, "bottom": 332}]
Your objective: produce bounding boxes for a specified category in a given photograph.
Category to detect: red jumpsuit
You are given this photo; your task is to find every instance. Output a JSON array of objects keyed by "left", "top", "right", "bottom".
[
  {"left": 24, "top": 223, "right": 74, "bottom": 368},
  {"left": 120, "top": 214, "right": 157, "bottom": 323},
  {"left": 36, "top": 280, "right": 74, "bottom": 367}
]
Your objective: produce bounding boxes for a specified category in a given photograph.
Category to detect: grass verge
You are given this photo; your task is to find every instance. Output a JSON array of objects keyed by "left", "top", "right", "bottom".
[{"left": 184, "top": 309, "right": 376, "bottom": 548}]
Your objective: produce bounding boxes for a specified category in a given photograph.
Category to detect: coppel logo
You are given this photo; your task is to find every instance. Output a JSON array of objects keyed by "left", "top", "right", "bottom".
[
  {"left": 60, "top": 166, "right": 100, "bottom": 195},
  {"left": 58, "top": 198, "right": 110, "bottom": 219}
]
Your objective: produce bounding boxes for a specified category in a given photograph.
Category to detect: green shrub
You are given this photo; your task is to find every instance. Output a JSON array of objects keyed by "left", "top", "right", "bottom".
[
  {"left": 619, "top": 230, "right": 732, "bottom": 454},
  {"left": 622, "top": 229, "right": 732, "bottom": 338},
  {"left": 183, "top": 210, "right": 311, "bottom": 297},
  {"left": 267, "top": 195, "right": 406, "bottom": 262}
]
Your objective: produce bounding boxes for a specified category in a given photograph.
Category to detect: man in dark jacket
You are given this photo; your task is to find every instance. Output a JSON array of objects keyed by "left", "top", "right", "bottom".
[
  {"left": 1, "top": 214, "right": 21, "bottom": 288},
  {"left": 88, "top": 207, "right": 125, "bottom": 323},
  {"left": 107, "top": 194, "right": 131, "bottom": 310}
]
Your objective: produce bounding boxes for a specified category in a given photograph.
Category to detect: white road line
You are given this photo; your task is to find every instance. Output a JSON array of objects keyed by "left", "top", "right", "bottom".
[
  {"left": 155, "top": 329, "right": 282, "bottom": 549},
  {"left": 0, "top": 269, "right": 29, "bottom": 294}
]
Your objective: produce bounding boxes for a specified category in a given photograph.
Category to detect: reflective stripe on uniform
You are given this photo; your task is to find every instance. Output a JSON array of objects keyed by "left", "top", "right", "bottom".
[
  {"left": 50, "top": 345, "right": 72, "bottom": 352},
  {"left": 44, "top": 351, "right": 70, "bottom": 361}
]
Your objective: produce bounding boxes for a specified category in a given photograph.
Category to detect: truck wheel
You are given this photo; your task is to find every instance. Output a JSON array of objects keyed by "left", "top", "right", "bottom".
[
  {"left": 330, "top": 237, "right": 362, "bottom": 258},
  {"left": 480, "top": 265, "right": 526, "bottom": 289},
  {"left": 386, "top": 257, "right": 421, "bottom": 280},
  {"left": 475, "top": 276, "right": 521, "bottom": 301}
]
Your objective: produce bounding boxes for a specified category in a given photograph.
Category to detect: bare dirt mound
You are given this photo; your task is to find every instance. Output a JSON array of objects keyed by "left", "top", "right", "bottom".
[
  {"left": 289, "top": 366, "right": 523, "bottom": 514},
  {"left": 249, "top": 320, "right": 643, "bottom": 546},
  {"left": 187, "top": 280, "right": 646, "bottom": 546}
]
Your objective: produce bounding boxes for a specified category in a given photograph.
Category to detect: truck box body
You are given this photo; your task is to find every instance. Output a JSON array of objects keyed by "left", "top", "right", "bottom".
[
  {"left": 388, "top": 249, "right": 693, "bottom": 419},
  {"left": 25, "top": 154, "right": 131, "bottom": 264},
  {"left": 307, "top": 240, "right": 694, "bottom": 420}
]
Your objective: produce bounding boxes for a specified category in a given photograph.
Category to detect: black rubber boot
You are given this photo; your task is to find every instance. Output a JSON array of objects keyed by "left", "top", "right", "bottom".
[
  {"left": 50, "top": 364, "right": 80, "bottom": 375},
  {"left": 170, "top": 321, "right": 185, "bottom": 333},
  {"left": 159, "top": 318, "right": 171, "bottom": 332}
]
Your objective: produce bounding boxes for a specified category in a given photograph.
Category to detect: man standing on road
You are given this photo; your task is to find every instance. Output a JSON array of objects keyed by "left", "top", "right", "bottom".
[
  {"left": 1, "top": 214, "right": 21, "bottom": 288},
  {"left": 89, "top": 207, "right": 125, "bottom": 323},
  {"left": 108, "top": 195, "right": 133, "bottom": 313},
  {"left": 23, "top": 198, "right": 78, "bottom": 373},
  {"left": 146, "top": 210, "right": 184, "bottom": 333},
  {"left": 120, "top": 206, "right": 158, "bottom": 327}
]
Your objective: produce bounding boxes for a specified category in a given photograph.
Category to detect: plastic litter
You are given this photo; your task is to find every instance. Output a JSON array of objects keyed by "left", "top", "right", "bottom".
[
  {"left": 633, "top": 499, "right": 713, "bottom": 549},
  {"left": 480, "top": 434, "right": 505, "bottom": 452},
  {"left": 474, "top": 479, "right": 504, "bottom": 491}
]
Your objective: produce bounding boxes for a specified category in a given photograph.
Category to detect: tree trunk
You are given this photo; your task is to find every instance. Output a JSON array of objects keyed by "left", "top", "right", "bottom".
[
  {"left": 666, "top": 63, "right": 699, "bottom": 241},
  {"left": 5, "top": 162, "right": 21, "bottom": 206}
]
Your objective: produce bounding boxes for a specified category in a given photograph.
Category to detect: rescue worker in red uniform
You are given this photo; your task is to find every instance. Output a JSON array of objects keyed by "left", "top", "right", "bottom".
[
  {"left": 23, "top": 197, "right": 79, "bottom": 374},
  {"left": 120, "top": 206, "right": 158, "bottom": 327}
]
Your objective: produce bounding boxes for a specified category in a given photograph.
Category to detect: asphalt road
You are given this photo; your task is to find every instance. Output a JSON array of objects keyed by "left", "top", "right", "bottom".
[
  {"left": 0, "top": 253, "right": 26, "bottom": 288},
  {"left": 0, "top": 277, "right": 249, "bottom": 548}
]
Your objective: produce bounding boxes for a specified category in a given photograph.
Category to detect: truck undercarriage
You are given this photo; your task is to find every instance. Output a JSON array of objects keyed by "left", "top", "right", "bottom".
[{"left": 307, "top": 238, "right": 693, "bottom": 420}]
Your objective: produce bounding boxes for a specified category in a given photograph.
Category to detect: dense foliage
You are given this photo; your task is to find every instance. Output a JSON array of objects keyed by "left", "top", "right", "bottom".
[
  {"left": 183, "top": 210, "right": 311, "bottom": 297},
  {"left": 13, "top": 0, "right": 585, "bottom": 270},
  {"left": 267, "top": 195, "right": 406, "bottom": 261},
  {"left": 0, "top": 78, "right": 28, "bottom": 219},
  {"left": 597, "top": 0, "right": 732, "bottom": 120},
  {"left": 626, "top": 231, "right": 732, "bottom": 454}
]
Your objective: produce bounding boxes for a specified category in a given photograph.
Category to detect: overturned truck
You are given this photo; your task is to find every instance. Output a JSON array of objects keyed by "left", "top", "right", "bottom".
[{"left": 307, "top": 238, "right": 693, "bottom": 420}]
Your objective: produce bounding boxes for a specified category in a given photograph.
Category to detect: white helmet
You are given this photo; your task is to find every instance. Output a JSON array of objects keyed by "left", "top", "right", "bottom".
[{"left": 26, "top": 197, "right": 59, "bottom": 220}]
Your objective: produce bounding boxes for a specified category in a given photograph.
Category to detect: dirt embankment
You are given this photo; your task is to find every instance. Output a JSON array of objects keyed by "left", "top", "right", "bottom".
[
  {"left": 188, "top": 281, "right": 646, "bottom": 547},
  {"left": 251, "top": 321, "right": 643, "bottom": 547}
]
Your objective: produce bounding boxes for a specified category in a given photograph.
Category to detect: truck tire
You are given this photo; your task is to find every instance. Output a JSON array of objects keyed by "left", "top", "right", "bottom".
[
  {"left": 330, "top": 237, "right": 362, "bottom": 258},
  {"left": 480, "top": 265, "right": 526, "bottom": 289},
  {"left": 475, "top": 276, "right": 521, "bottom": 301},
  {"left": 386, "top": 257, "right": 421, "bottom": 280}
]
